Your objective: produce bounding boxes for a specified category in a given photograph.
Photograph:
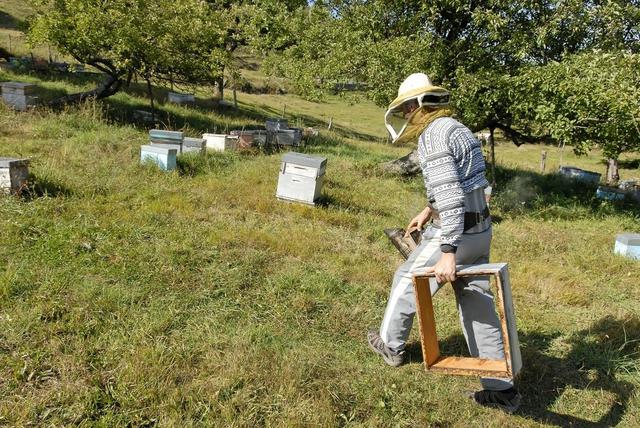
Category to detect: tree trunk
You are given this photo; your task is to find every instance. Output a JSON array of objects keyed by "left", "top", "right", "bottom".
[
  {"left": 489, "top": 127, "right": 496, "bottom": 187},
  {"left": 380, "top": 150, "right": 421, "bottom": 176},
  {"left": 146, "top": 76, "right": 155, "bottom": 123},
  {"left": 606, "top": 158, "right": 620, "bottom": 185},
  {"left": 213, "top": 76, "right": 224, "bottom": 101},
  {"left": 46, "top": 74, "right": 122, "bottom": 107}
]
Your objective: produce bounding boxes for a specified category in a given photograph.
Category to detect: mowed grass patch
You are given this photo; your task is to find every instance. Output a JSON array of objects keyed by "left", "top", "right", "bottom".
[{"left": 0, "top": 73, "right": 639, "bottom": 426}]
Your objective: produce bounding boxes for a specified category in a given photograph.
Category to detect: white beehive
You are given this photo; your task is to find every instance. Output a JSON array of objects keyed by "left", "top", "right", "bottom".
[
  {"left": 2, "top": 82, "right": 37, "bottom": 111},
  {"left": 203, "top": 134, "right": 239, "bottom": 152},
  {"left": 0, "top": 157, "right": 30, "bottom": 194},
  {"left": 276, "top": 152, "right": 327, "bottom": 205},
  {"left": 167, "top": 92, "right": 195, "bottom": 104},
  {"left": 615, "top": 234, "right": 640, "bottom": 260},
  {"left": 140, "top": 145, "right": 177, "bottom": 171}
]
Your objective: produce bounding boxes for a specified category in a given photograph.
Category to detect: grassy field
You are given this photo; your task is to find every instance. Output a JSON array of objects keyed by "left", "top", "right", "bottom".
[{"left": 1, "top": 60, "right": 640, "bottom": 428}]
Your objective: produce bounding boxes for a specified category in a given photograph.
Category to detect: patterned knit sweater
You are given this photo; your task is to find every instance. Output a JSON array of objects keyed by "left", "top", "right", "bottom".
[{"left": 417, "top": 117, "right": 489, "bottom": 250}]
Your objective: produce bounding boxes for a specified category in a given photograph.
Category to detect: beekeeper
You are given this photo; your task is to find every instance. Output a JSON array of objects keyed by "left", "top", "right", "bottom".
[{"left": 367, "top": 73, "right": 521, "bottom": 412}]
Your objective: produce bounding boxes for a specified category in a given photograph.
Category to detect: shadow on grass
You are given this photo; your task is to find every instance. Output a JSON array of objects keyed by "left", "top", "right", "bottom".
[
  {"left": 616, "top": 158, "right": 640, "bottom": 170},
  {"left": 0, "top": 10, "right": 24, "bottom": 30},
  {"left": 20, "top": 174, "right": 74, "bottom": 200},
  {"left": 404, "top": 315, "right": 639, "bottom": 426},
  {"left": 491, "top": 165, "right": 640, "bottom": 218},
  {"left": 237, "top": 100, "right": 382, "bottom": 143}
]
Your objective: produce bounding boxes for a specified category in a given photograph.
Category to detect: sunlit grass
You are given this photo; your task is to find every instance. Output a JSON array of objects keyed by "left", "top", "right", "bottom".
[{"left": 0, "top": 63, "right": 639, "bottom": 427}]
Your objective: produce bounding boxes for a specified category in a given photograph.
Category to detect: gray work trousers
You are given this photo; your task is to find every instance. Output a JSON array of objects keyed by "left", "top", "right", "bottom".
[{"left": 379, "top": 224, "right": 513, "bottom": 391}]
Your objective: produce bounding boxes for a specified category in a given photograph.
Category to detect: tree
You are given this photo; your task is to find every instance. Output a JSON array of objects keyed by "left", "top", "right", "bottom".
[
  {"left": 512, "top": 51, "right": 640, "bottom": 183},
  {"left": 268, "top": 1, "right": 640, "bottom": 177}
]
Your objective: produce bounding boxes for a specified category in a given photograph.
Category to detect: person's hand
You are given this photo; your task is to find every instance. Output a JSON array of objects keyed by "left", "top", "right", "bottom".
[
  {"left": 405, "top": 207, "right": 432, "bottom": 237},
  {"left": 424, "top": 253, "right": 457, "bottom": 284}
]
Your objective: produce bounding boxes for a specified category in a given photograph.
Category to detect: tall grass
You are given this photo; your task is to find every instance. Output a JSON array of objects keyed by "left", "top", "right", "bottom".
[{"left": 0, "top": 68, "right": 639, "bottom": 427}]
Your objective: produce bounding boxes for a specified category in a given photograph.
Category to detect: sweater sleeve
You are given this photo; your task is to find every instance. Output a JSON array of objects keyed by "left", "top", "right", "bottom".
[{"left": 423, "top": 132, "right": 465, "bottom": 250}]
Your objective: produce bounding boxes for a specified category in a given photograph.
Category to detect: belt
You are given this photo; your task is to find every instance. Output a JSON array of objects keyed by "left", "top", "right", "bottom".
[{"left": 430, "top": 206, "right": 490, "bottom": 231}]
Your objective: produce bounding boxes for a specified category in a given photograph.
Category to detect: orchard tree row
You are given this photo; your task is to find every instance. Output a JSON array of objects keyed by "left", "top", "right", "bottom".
[
  {"left": 267, "top": 0, "right": 640, "bottom": 180},
  {"left": 26, "top": 0, "right": 640, "bottom": 178}
]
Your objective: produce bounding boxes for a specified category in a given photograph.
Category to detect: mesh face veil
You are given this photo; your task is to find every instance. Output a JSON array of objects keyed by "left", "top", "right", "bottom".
[{"left": 384, "top": 73, "right": 450, "bottom": 143}]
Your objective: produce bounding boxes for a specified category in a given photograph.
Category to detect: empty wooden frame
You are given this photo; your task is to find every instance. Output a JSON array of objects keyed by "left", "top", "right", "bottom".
[{"left": 412, "top": 263, "right": 522, "bottom": 378}]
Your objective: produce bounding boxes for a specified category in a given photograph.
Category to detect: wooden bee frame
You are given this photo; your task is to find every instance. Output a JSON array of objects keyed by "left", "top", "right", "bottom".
[{"left": 412, "top": 263, "right": 522, "bottom": 378}]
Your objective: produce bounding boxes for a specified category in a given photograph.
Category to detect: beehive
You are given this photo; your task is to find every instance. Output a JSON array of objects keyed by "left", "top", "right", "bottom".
[
  {"left": 596, "top": 186, "right": 625, "bottom": 201},
  {"left": 202, "top": 134, "right": 239, "bottom": 152},
  {"left": 167, "top": 92, "right": 195, "bottom": 104},
  {"left": 0, "top": 157, "right": 30, "bottom": 194},
  {"left": 275, "top": 128, "right": 303, "bottom": 146},
  {"left": 614, "top": 234, "right": 640, "bottom": 260},
  {"left": 276, "top": 152, "right": 327, "bottom": 205},
  {"left": 149, "top": 129, "right": 184, "bottom": 152},
  {"left": 140, "top": 145, "right": 177, "bottom": 171},
  {"left": 559, "top": 166, "right": 601, "bottom": 184},
  {"left": 1, "top": 82, "right": 37, "bottom": 111},
  {"left": 230, "top": 130, "right": 268, "bottom": 149},
  {"left": 182, "top": 137, "right": 206, "bottom": 154}
]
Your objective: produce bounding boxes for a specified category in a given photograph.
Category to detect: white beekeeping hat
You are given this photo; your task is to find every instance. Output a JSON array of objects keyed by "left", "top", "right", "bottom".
[{"left": 384, "top": 73, "right": 450, "bottom": 143}]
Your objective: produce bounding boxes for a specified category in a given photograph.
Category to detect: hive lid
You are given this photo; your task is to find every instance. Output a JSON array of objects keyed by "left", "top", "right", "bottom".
[
  {"left": 141, "top": 144, "right": 178, "bottom": 154},
  {"left": 616, "top": 233, "right": 640, "bottom": 246},
  {"left": 184, "top": 137, "right": 205, "bottom": 146},
  {"left": 0, "top": 157, "right": 30, "bottom": 168},
  {"left": 149, "top": 129, "right": 184, "bottom": 141},
  {"left": 1, "top": 82, "right": 36, "bottom": 93},
  {"left": 282, "top": 152, "right": 327, "bottom": 169}
]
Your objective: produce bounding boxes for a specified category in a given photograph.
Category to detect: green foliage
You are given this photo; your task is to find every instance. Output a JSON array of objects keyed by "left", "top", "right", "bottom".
[
  {"left": 266, "top": 1, "right": 640, "bottom": 161},
  {"left": 513, "top": 51, "right": 640, "bottom": 159}
]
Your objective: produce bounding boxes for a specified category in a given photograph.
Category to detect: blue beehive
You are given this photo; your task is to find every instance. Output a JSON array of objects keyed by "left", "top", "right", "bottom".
[
  {"left": 140, "top": 144, "right": 177, "bottom": 171},
  {"left": 596, "top": 186, "right": 625, "bottom": 201},
  {"left": 615, "top": 234, "right": 640, "bottom": 260},
  {"left": 559, "top": 166, "right": 601, "bottom": 184}
]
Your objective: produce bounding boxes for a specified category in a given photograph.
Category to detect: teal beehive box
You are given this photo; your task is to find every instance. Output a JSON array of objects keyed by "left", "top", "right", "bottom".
[
  {"left": 149, "top": 129, "right": 183, "bottom": 144},
  {"left": 615, "top": 233, "right": 640, "bottom": 260},
  {"left": 140, "top": 144, "right": 177, "bottom": 171}
]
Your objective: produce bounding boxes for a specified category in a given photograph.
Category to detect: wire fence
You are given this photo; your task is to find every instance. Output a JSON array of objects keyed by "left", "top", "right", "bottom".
[{"left": 1, "top": 31, "right": 66, "bottom": 62}]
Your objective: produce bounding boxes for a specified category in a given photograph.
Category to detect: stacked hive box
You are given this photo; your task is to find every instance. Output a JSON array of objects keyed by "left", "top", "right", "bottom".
[
  {"left": 0, "top": 157, "right": 30, "bottom": 194},
  {"left": 2, "top": 82, "right": 37, "bottom": 111},
  {"left": 149, "top": 129, "right": 184, "bottom": 152},
  {"left": 276, "top": 152, "right": 327, "bottom": 205},
  {"left": 141, "top": 129, "right": 184, "bottom": 170}
]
